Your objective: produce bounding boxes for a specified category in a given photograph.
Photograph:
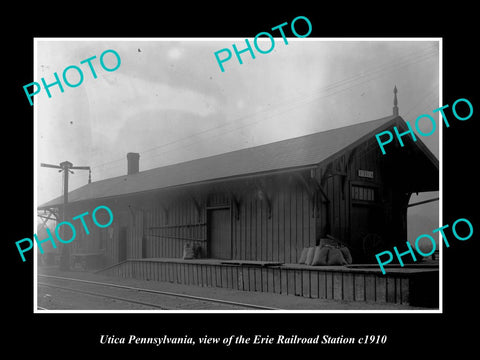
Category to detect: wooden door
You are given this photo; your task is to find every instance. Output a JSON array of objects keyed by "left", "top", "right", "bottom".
[{"left": 207, "top": 208, "right": 231, "bottom": 259}]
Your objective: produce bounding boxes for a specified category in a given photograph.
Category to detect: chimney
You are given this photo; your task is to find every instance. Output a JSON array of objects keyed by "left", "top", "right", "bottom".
[{"left": 127, "top": 152, "right": 140, "bottom": 175}]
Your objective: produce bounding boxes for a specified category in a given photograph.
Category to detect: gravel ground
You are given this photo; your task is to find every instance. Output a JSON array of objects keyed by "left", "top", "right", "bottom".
[
  {"left": 36, "top": 266, "right": 432, "bottom": 311},
  {"left": 38, "top": 284, "right": 156, "bottom": 310}
]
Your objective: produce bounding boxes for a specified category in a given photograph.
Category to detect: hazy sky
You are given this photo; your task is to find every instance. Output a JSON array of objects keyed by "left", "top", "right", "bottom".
[{"left": 35, "top": 38, "right": 440, "bottom": 235}]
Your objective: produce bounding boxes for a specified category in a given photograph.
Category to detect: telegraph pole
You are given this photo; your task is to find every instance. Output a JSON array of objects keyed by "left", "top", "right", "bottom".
[{"left": 40, "top": 161, "right": 91, "bottom": 271}]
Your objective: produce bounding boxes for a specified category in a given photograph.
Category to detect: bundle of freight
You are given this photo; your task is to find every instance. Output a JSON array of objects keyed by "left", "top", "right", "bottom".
[{"left": 298, "top": 235, "right": 352, "bottom": 266}]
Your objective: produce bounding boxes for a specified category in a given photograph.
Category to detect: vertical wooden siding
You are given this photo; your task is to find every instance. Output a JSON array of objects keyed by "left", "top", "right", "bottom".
[
  {"left": 317, "top": 142, "right": 385, "bottom": 247},
  {"left": 233, "top": 181, "right": 315, "bottom": 263},
  {"left": 99, "top": 259, "right": 439, "bottom": 307},
  {"left": 123, "top": 178, "right": 319, "bottom": 264},
  {"left": 145, "top": 197, "right": 206, "bottom": 259}
]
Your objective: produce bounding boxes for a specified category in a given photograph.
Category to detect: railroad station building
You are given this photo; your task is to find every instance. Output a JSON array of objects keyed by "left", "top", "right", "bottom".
[{"left": 38, "top": 92, "right": 440, "bottom": 308}]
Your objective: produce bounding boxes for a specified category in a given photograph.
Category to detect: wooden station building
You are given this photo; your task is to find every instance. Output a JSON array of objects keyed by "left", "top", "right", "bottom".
[{"left": 38, "top": 92, "right": 439, "bottom": 308}]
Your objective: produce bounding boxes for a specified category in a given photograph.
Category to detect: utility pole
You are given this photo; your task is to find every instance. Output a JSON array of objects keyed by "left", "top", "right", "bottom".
[{"left": 40, "top": 161, "right": 91, "bottom": 271}]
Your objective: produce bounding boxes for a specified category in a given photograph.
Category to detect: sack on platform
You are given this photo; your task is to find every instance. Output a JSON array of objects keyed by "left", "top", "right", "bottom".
[
  {"left": 311, "top": 246, "right": 329, "bottom": 266},
  {"left": 319, "top": 235, "right": 344, "bottom": 248},
  {"left": 327, "top": 248, "right": 348, "bottom": 265},
  {"left": 340, "top": 246, "right": 353, "bottom": 264},
  {"left": 305, "top": 246, "right": 316, "bottom": 266},
  {"left": 298, "top": 247, "right": 308, "bottom": 264},
  {"left": 183, "top": 243, "right": 195, "bottom": 260}
]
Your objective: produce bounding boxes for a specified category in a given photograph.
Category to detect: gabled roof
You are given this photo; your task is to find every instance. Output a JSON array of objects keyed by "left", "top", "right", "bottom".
[{"left": 38, "top": 114, "right": 438, "bottom": 209}]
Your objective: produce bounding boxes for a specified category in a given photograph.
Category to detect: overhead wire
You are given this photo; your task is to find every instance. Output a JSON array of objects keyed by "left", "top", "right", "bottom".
[
  {"left": 90, "top": 45, "right": 438, "bottom": 175},
  {"left": 139, "top": 48, "right": 438, "bottom": 164},
  {"left": 146, "top": 46, "right": 438, "bottom": 156}
]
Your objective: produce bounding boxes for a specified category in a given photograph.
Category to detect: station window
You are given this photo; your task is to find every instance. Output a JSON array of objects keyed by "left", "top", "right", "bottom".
[{"left": 351, "top": 185, "right": 375, "bottom": 201}]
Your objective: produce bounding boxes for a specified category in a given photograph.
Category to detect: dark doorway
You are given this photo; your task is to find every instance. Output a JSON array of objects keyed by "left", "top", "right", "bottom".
[
  {"left": 207, "top": 208, "right": 231, "bottom": 259},
  {"left": 350, "top": 203, "right": 385, "bottom": 263},
  {"left": 119, "top": 226, "right": 127, "bottom": 262}
]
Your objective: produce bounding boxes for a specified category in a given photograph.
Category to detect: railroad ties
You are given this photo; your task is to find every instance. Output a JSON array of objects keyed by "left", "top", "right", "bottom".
[{"left": 37, "top": 274, "right": 278, "bottom": 311}]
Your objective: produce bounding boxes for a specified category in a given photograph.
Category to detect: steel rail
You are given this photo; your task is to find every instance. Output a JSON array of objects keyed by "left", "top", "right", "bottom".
[
  {"left": 38, "top": 282, "right": 169, "bottom": 309},
  {"left": 38, "top": 274, "right": 278, "bottom": 310}
]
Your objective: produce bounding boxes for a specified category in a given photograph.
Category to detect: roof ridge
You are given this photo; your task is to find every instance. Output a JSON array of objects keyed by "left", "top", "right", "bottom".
[{"left": 131, "top": 114, "right": 398, "bottom": 176}]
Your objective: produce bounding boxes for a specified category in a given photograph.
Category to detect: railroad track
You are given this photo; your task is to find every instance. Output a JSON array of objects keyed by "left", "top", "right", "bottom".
[
  {"left": 38, "top": 282, "right": 170, "bottom": 310},
  {"left": 37, "top": 275, "right": 278, "bottom": 310}
]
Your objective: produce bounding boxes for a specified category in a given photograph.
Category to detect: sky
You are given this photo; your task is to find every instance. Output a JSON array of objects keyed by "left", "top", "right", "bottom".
[{"left": 35, "top": 38, "right": 440, "bottom": 241}]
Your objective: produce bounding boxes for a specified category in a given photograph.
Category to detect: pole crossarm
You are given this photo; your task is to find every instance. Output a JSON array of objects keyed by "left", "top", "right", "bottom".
[{"left": 40, "top": 163, "right": 62, "bottom": 169}]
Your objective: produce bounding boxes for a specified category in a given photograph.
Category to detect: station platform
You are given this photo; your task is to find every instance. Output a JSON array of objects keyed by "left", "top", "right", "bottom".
[{"left": 95, "top": 257, "right": 439, "bottom": 308}]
